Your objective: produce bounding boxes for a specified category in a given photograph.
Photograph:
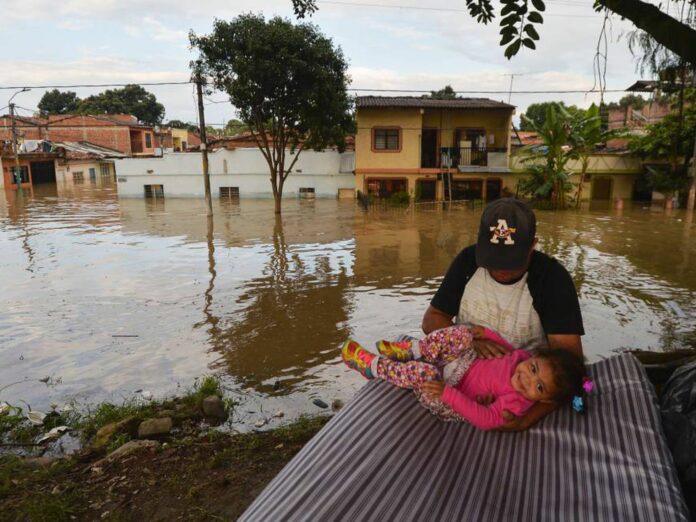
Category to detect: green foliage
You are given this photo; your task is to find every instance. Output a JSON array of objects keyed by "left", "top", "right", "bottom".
[
  {"left": 605, "top": 94, "right": 647, "bottom": 110},
  {"left": 518, "top": 105, "right": 577, "bottom": 209},
  {"left": 568, "top": 103, "right": 629, "bottom": 205},
  {"left": 167, "top": 119, "right": 198, "bottom": 132},
  {"left": 520, "top": 102, "right": 586, "bottom": 131},
  {"left": 78, "top": 84, "right": 165, "bottom": 125},
  {"left": 106, "top": 432, "right": 132, "bottom": 453},
  {"left": 629, "top": 89, "right": 696, "bottom": 196},
  {"left": 191, "top": 14, "right": 354, "bottom": 214},
  {"left": 388, "top": 191, "right": 411, "bottom": 206},
  {"left": 427, "top": 85, "right": 459, "bottom": 99},
  {"left": 37, "top": 89, "right": 80, "bottom": 116},
  {"left": 629, "top": 89, "right": 696, "bottom": 160},
  {"left": 225, "top": 119, "right": 247, "bottom": 135},
  {"left": 196, "top": 375, "right": 222, "bottom": 398},
  {"left": 292, "top": 0, "right": 696, "bottom": 63}
]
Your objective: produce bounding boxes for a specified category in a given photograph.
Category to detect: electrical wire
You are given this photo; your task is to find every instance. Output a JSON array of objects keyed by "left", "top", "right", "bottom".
[
  {"left": 317, "top": 0, "right": 602, "bottom": 17},
  {"left": 1, "top": 82, "right": 630, "bottom": 95}
]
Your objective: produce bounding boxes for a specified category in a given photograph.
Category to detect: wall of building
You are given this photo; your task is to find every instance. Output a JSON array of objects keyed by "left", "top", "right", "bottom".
[
  {"left": 1, "top": 157, "right": 37, "bottom": 189},
  {"left": 56, "top": 160, "right": 115, "bottom": 184},
  {"left": 507, "top": 152, "right": 644, "bottom": 202},
  {"left": 0, "top": 115, "right": 157, "bottom": 156},
  {"left": 115, "top": 149, "right": 355, "bottom": 198},
  {"left": 355, "top": 107, "right": 422, "bottom": 170},
  {"left": 421, "top": 109, "right": 512, "bottom": 150}
]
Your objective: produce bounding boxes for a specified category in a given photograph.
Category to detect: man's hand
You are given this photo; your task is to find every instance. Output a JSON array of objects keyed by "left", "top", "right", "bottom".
[
  {"left": 473, "top": 339, "right": 508, "bottom": 359},
  {"left": 420, "top": 380, "right": 446, "bottom": 399}
]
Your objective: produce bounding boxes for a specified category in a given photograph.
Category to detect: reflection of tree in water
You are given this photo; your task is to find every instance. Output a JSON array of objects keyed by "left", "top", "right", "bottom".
[{"left": 203, "top": 216, "right": 351, "bottom": 394}]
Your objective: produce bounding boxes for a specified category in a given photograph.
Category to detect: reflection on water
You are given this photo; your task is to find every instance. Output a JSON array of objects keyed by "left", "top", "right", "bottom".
[{"left": 1, "top": 184, "right": 695, "bottom": 424}]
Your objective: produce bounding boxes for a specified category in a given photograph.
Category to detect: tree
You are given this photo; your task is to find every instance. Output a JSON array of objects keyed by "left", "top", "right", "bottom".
[
  {"left": 428, "top": 85, "right": 459, "bottom": 99},
  {"left": 38, "top": 90, "right": 81, "bottom": 116},
  {"left": 518, "top": 105, "right": 577, "bottom": 209},
  {"left": 568, "top": 103, "right": 627, "bottom": 206},
  {"left": 79, "top": 85, "right": 165, "bottom": 125},
  {"left": 167, "top": 119, "right": 198, "bottom": 132},
  {"left": 291, "top": 0, "right": 696, "bottom": 63},
  {"left": 190, "top": 15, "right": 354, "bottom": 214},
  {"left": 629, "top": 89, "right": 696, "bottom": 205},
  {"left": 605, "top": 94, "right": 647, "bottom": 110},
  {"left": 519, "top": 102, "right": 585, "bottom": 131},
  {"left": 225, "top": 119, "right": 247, "bottom": 135}
]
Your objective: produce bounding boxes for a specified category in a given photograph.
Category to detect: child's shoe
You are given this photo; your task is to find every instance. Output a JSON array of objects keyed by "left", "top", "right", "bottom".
[
  {"left": 376, "top": 339, "right": 414, "bottom": 362},
  {"left": 342, "top": 340, "right": 377, "bottom": 379}
]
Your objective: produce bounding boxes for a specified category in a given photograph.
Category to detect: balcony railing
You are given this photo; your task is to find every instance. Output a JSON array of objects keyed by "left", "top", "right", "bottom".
[{"left": 440, "top": 147, "right": 508, "bottom": 169}]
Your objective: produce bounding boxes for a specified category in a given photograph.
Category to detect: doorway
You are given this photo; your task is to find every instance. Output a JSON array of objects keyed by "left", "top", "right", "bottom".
[
  {"left": 417, "top": 179, "right": 436, "bottom": 201},
  {"left": 591, "top": 177, "right": 612, "bottom": 200},
  {"left": 421, "top": 129, "right": 438, "bottom": 168},
  {"left": 30, "top": 161, "right": 56, "bottom": 184},
  {"left": 485, "top": 179, "right": 502, "bottom": 200}
]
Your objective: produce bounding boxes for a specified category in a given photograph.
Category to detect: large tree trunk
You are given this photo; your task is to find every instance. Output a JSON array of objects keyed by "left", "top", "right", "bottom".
[
  {"left": 274, "top": 193, "right": 282, "bottom": 214},
  {"left": 599, "top": 0, "right": 696, "bottom": 65}
]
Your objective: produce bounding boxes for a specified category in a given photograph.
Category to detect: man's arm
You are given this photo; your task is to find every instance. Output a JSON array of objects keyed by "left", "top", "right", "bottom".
[
  {"left": 547, "top": 333, "right": 583, "bottom": 359},
  {"left": 421, "top": 305, "right": 454, "bottom": 335}
]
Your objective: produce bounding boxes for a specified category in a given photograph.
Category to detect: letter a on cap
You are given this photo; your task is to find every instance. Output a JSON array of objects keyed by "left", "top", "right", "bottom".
[{"left": 489, "top": 219, "right": 516, "bottom": 245}]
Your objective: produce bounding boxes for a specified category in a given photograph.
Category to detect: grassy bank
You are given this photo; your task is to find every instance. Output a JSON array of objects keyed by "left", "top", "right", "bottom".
[
  {"left": 0, "top": 414, "right": 330, "bottom": 521},
  {"left": 1, "top": 376, "right": 333, "bottom": 520}
]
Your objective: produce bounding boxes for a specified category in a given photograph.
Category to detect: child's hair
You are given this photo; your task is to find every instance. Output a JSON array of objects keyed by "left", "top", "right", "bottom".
[{"left": 534, "top": 348, "right": 586, "bottom": 406}]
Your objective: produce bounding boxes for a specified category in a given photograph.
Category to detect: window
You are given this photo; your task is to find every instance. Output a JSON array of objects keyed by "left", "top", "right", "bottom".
[
  {"left": 10, "top": 166, "right": 29, "bottom": 184},
  {"left": 144, "top": 184, "right": 164, "bottom": 198},
  {"left": 220, "top": 186, "right": 240, "bottom": 199},
  {"left": 73, "top": 171, "right": 84, "bottom": 183},
  {"left": 145, "top": 133, "right": 152, "bottom": 148},
  {"left": 299, "top": 187, "right": 315, "bottom": 199},
  {"left": 89, "top": 168, "right": 96, "bottom": 182},
  {"left": 100, "top": 164, "right": 111, "bottom": 177},
  {"left": 373, "top": 128, "right": 400, "bottom": 151}
]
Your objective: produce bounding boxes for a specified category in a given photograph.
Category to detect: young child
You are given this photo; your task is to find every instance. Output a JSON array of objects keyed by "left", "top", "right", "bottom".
[{"left": 342, "top": 325, "right": 587, "bottom": 430}]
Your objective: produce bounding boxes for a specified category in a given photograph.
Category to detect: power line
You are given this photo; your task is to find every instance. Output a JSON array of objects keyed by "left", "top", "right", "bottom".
[
  {"left": 0, "top": 83, "right": 629, "bottom": 95},
  {"left": 318, "top": 0, "right": 602, "bottom": 17},
  {"left": 0, "top": 81, "right": 191, "bottom": 91}
]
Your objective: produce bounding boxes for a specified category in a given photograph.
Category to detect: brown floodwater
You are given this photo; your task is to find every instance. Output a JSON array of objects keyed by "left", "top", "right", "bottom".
[{"left": 1, "top": 183, "right": 695, "bottom": 428}]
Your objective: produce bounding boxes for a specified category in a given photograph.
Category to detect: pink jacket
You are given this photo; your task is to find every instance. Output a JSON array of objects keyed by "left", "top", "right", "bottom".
[{"left": 441, "top": 350, "right": 535, "bottom": 430}]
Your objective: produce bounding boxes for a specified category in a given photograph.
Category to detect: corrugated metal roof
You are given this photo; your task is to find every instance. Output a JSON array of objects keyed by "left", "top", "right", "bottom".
[
  {"left": 356, "top": 96, "right": 515, "bottom": 110},
  {"left": 53, "top": 141, "right": 127, "bottom": 158}
]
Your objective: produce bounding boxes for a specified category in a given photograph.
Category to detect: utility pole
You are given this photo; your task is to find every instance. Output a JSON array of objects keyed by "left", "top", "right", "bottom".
[
  {"left": 195, "top": 75, "right": 213, "bottom": 217},
  {"left": 9, "top": 103, "right": 23, "bottom": 194}
]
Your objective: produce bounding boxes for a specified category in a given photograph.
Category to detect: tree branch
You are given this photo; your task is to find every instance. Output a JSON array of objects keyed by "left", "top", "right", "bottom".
[{"left": 599, "top": 0, "right": 696, "bottom": 65}]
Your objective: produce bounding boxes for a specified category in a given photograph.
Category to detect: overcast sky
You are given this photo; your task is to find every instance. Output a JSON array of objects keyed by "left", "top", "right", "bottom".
[{"left": 0, "top": 0, "right": 649, "bottom": 127}]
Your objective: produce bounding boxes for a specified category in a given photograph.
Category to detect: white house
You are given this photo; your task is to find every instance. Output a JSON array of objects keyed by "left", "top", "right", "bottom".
[{"left": 115, "top": 147, "right": 355, "bottom": 199}]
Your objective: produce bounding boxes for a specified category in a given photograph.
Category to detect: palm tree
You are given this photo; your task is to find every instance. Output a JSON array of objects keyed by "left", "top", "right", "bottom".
[
  {"left": 569, "top": 104, "right": 628, "bottom": 208},
  {"left": 518, "top": 105, "right": 576, "bottom": 209}
]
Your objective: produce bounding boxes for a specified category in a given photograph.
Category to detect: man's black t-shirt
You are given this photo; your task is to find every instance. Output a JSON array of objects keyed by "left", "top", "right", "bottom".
[{"left": 431, "top": 245, "right": 584, "bottom": 342}]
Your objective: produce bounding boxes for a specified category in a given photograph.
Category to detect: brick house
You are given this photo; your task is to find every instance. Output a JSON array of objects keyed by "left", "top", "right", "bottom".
[{"left": 0, "top": 114, "right": 157, "bottom": 156}]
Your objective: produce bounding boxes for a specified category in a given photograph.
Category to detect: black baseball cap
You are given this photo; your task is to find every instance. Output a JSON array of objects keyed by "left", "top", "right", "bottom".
[{"left": 475, "top": 198, "right": 536, "bottom": 270}]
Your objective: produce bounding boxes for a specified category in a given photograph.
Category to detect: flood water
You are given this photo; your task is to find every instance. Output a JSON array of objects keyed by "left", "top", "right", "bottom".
[{"left": 1, "top": 183, "right": 696, "bottom": 428}]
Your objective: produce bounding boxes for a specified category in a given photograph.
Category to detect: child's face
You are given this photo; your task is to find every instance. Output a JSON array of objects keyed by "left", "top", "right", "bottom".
[{"left": 511, "top": 357, "right": 557, "bottom": 402}]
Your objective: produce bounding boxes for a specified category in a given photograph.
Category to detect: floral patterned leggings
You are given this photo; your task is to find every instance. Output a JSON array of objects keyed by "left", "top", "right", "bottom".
[
  {"left": 376, "top": 325, "right": 478, "bottom": 421},
  {"left": 375, "top": 325, "right": 475, "bottom": 387}
]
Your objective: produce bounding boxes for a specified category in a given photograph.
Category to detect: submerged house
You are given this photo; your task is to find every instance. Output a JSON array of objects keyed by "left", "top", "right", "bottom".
[
  {"left": 114, "top": 146, "right": 355, "bottom": 199},
  {"left": 354, "top": 96, "right": 516, "bottom": 202}
]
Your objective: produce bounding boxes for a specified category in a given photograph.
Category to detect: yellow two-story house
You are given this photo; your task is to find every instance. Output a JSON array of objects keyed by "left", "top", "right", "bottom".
[{"left": 355, "top": 96, "right": 515, "bottom": 202}]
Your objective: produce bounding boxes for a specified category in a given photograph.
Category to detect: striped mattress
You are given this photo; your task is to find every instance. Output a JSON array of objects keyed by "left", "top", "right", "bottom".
[{"left": 240, "top": 354, "right": 689, "bottom": 521}]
